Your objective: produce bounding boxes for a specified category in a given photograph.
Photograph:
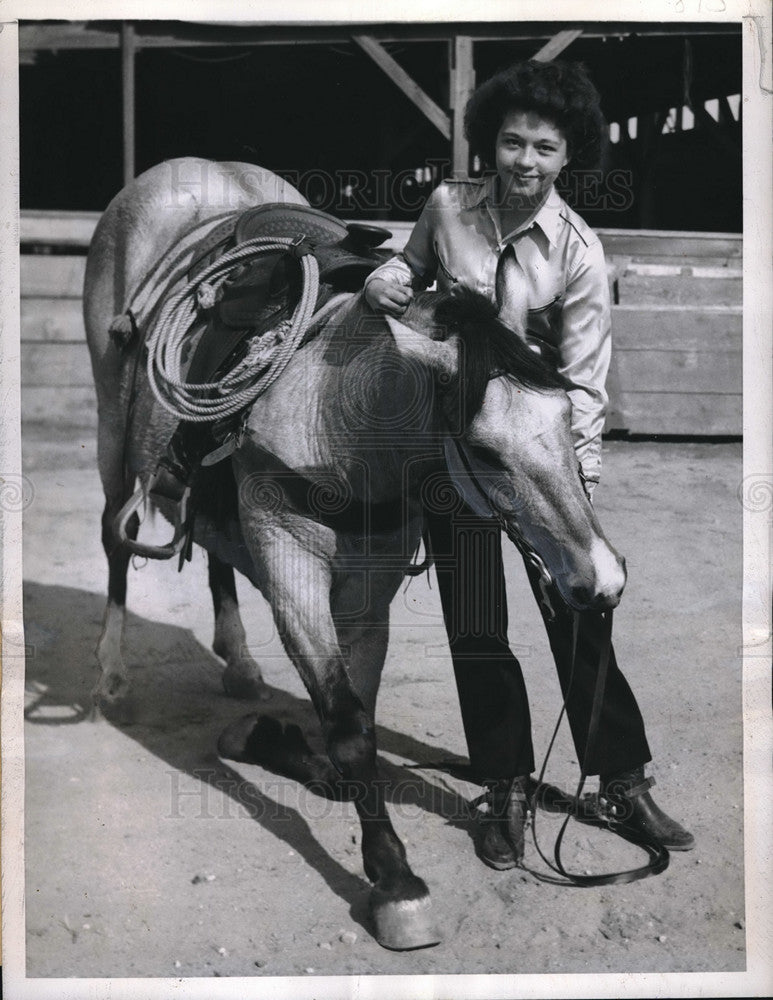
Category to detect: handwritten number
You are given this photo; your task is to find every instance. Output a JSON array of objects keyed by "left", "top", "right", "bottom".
[{"left": 674, "top": 0, "right": 727, "bottom": 12}]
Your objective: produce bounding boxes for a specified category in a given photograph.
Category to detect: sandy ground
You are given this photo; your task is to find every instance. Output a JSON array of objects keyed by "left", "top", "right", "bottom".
[{"left": 19, "top": 421, "right": 744, "bottom": 981}]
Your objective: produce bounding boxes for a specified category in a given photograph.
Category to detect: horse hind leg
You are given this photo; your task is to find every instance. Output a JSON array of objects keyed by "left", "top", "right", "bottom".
[
  {"left": 94, "top": 489, "right": 137, "bottom": 709},
  {"left": 208, "top": 553, "right": 270, "bottom": 700}
]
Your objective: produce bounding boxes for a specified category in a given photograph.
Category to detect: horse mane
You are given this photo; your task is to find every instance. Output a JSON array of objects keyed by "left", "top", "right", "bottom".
[{"left": 419, "top": 287, "right": 572, "bottom": 426}]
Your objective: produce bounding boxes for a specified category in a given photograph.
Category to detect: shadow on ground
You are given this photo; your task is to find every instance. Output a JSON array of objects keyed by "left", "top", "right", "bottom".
[{"left": 23, "top": 579, "right": 478, "bottom": 941}]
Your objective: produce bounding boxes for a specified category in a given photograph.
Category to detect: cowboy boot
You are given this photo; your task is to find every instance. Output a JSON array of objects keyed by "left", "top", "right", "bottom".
[
  {"left": 599, "top": 766, "right": 695, "bottom": 851},
  {"left": 474, "top": 776, "right": 531, "bottom": 870}
]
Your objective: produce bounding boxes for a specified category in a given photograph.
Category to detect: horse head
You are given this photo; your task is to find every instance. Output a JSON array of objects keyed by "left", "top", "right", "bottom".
[{"left": 387, "top": 288, "right": 626, "bottom": 612}]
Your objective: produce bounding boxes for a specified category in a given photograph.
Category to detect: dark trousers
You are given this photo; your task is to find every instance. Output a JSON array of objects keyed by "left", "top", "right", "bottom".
[{"left": 425, "top": 503, "right": 651, "bottom": 784}]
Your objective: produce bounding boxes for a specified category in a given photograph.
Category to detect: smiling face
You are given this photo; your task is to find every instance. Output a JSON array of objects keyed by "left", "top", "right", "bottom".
[{"left": 495, "top": 109, "right": 569, "bottom": 207}]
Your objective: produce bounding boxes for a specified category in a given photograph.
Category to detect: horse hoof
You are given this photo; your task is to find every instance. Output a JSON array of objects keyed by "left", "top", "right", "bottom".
[
  {"left": 222, "top": 669, "right": 271, "bottom": 701},
  {"left": 217, "top": 713, "right": 260, "bottom": 761},
  {"left": 371, "top": 894, "right": 441, "bottom": 951},
  {"left": 91, "top": 674, "right": 135, "bottom": 721}
]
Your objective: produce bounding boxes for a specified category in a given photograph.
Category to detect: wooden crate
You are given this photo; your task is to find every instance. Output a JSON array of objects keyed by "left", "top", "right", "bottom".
[{"left": 605, "top": 238, "right": 742, "bottom": 433}]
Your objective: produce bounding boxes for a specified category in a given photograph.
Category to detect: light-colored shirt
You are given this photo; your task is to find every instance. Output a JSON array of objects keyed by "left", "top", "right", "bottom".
[{"left": 365, "top": 176, "right": 611, "bottom": 485}]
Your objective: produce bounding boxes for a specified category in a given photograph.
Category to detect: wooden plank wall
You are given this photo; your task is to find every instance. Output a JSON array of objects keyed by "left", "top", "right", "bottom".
[
  {"left": 601, "top": 230, "right": 742, "bottom": 435},
  {"left": 20, "top": 212, "right": 99, "bottom": 425},
  {"left": 19, "top": 211, "right": 742, "bottom": 435}
]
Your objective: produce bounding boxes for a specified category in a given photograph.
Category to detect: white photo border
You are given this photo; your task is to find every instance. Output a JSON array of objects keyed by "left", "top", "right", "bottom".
[{"left": 2, "top": 2, "right": 770, "bottom": 998}]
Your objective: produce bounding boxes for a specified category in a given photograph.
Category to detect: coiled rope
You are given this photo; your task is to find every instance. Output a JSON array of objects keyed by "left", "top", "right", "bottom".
[{"left": 145, "top": 235, "right": 324, "bottom": 422}]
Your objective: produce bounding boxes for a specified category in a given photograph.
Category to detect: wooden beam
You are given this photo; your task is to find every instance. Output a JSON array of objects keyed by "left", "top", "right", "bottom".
[
  {"left": 121, "top": 22, "right": 136, "bottom": 186},
  {"left": 352, "top": 34, "right": 451, "bottom": 140},
  {"left": 451, "top": 36, "right": 475, "bottom": 177},
  {"left": 20, "top": 24, "right": 121, "bottom": 50},
  {"left": 18, "top": 22, "right": 742, "bottom": 52},
  {"left": 532, "top": 29, "right": 583, "bottom": 62},
  {"left": 21, "top": 210, "right": 100, "bottom": 247}
]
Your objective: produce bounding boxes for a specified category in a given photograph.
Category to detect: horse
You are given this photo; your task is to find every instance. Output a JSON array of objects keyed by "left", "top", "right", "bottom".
[{"left": 84, "top": 158, "right": 627, "bottom": 950}]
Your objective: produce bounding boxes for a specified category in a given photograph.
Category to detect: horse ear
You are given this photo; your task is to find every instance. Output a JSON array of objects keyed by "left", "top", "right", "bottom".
[{"left": 386, "top": 316, "right": 459, "bottom": 378}]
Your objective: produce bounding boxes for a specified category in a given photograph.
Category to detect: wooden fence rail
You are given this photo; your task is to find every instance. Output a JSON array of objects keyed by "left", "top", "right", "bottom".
[{"left": 19, "top": 211, "right": 742, "bottom": 435}]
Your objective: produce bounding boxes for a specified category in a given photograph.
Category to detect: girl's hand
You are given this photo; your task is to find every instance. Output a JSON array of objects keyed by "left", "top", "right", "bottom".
[{"left": 365, "top": 279, "right": 414, "bottom": 316}]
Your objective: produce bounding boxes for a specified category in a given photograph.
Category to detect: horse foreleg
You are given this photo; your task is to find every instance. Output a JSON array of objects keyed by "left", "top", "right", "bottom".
[
  {"left": 330, "top": 583, "right": 443, "bottom": 947},
  {"left": 222, "top": 589, "right": 392, "bottom": 772},
  {"left": 262, "top": 545, "right": 440, "bottom": 950},
  {"left": 324, "top": 667, "right": 440, "bottom": 950},
  {"left": 208, "top": 553, "right": 270, "bottom": 700},
  {"left": 333, "top": 577, "right": 395, "bottom": 719}
]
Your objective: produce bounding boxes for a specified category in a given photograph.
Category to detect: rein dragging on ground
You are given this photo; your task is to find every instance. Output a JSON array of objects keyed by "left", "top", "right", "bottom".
[
  {"left": 527, "top": 609, "right": 670, "bottom": 887},
  {"left": 145, "top": 235, "right": 350, "bottom": 422},
  {"left": 447, "top": 436, "right": 669, "bottom": 886}
]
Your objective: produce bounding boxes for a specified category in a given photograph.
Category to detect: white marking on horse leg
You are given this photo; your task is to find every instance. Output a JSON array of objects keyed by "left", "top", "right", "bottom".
[
  {"left": 214, "top": 593, "right": 268, "bottom": 699},
  {"left": 94, "top": 599, "right": 130, "bottom": 702},
  {"left": 212, "top": 590, "right": 246, "bottom": 663},
  {"left": 208, "top": 556, "right": 269, "bottom": 700}
]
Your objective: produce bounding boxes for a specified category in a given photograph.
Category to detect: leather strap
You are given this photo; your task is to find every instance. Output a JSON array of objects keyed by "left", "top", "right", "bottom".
[
  {"left": 529, "top": 609, "right": 670, "bottom": 886},
  {"left": 617, "top": 775, "right": 656, "bottom": 799}
]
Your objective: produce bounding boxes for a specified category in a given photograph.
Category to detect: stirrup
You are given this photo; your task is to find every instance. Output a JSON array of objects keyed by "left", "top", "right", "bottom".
[{"left": 115, "top": 471, "right": 191, "bottom": 560}]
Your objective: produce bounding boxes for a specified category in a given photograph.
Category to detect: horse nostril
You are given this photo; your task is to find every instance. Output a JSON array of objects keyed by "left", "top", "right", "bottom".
[
  {"left": 599, "top": 588, "right": 623, "bottom": 610},
  {"left": 567, "top": 554, "right": 626, "bottom": 611},
  {"left": 571, "top": 585, "right": 621, "bottom": 612}
]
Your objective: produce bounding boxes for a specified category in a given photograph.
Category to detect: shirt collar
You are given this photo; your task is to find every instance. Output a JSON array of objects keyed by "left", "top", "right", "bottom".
[{"left": 468, "top": 174, "right": 563, "bottom": 247}]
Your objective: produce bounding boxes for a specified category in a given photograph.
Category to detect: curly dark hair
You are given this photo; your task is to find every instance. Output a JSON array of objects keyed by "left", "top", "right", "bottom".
[{"left": 464, "top": 60, "right": 608, "bottom": 170}]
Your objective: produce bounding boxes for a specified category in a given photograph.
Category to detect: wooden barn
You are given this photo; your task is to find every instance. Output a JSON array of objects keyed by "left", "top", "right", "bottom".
[{"left": 18, "top": 19, "right": 743, "bottom": 436}]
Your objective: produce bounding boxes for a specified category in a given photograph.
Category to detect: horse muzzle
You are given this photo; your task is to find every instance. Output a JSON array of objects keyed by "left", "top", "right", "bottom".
[{"left": 559, "top": 547, "right": 627, "bottom": 612}]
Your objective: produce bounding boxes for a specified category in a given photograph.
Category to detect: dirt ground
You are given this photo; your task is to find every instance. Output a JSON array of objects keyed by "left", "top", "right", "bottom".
[{"left": 19, "top": 420, "right": 745, "bottom": 983}]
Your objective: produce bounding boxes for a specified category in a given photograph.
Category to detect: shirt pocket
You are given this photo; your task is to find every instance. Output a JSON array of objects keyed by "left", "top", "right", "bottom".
[
  {"left": 526, "top": 293, "right": 564, "bottom": 351},
  {"left": 434, "top": 243, "right": 459, "bottom": 284}
]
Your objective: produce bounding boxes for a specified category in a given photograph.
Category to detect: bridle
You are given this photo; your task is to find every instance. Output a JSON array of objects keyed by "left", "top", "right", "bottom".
[
  {"left": 444, "top": 433, "right": 557, "bottom": 616},
  {"left": 446, "top": 434, "right": 669, "bottom": 886}
]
